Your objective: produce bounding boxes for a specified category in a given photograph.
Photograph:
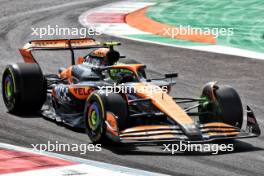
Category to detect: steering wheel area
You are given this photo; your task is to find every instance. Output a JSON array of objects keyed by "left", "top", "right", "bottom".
[{"left": 108, "top": 68, "right": 138, "bottom": 83}]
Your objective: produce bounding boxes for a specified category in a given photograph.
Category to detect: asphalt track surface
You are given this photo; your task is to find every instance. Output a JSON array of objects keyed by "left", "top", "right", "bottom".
[{"left": 0, "top": 0, "right": 263, "bottom": 175}]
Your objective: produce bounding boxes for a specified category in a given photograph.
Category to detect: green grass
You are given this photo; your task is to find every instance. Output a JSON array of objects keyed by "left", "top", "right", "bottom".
[
  {"left": 125, "top": 34, "right": 209, "bottom": 46},
  {"left": 147, "top": 0, "right": 264, "bottom": 53}
]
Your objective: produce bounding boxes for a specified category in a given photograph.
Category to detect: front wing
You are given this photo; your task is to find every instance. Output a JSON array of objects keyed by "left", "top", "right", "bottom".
[{"left": 105, "top": 106, "right": 261, "bottom": 144}]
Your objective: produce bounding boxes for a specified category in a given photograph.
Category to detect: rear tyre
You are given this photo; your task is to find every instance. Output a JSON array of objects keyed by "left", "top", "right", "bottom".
[
  {"left": 199, "top": 84, "right": 243, "bottom": 128},
  {"left": 2, "top": 63, "right": 46, "bottom": 114},
  {"left": 84, "top": 91, "right": 128, "bottom": 144}
]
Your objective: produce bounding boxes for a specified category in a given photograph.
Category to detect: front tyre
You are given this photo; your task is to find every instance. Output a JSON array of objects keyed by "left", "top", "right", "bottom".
[
  {"left": 199, "top": 83, "right": 243, "bottom": 128},
  {"left": 84, "top": 91, "right": 128, "bottom": 144},
  {"left": 84, "top": 92, "right": 109, "bottom": 144},
  {"left": 2, "top": 63, "right": 46, "bottom": 114}
]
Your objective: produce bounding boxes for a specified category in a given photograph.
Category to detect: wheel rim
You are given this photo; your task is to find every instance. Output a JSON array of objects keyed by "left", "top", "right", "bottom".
[
  {"left": 4, "top": 75, "right": 14, "bottom": 101},
  {"left": 88, "top": 102, "right": 100, "bottom": 131},
  {"left": 199, "top": 95, "right": 223, "bottom": 123},
  {"left": 91, "top": 110, "right": 98, "bottom": 127}
]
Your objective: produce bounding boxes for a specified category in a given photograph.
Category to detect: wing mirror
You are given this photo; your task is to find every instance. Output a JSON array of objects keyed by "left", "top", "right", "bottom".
[{"left": 165, "top": 73, "right": 178, "bottom": 78}]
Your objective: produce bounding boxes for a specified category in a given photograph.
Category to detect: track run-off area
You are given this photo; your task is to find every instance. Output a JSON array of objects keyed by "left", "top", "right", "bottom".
[{"left": 80, "top": 0, "right": 264, "bottom": 59}]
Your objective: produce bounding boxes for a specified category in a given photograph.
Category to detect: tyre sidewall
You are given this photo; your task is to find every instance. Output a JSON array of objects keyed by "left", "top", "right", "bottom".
[
  {"left": 215, "top": 86, "right": 243, "bottom": 128},
  {"left": 84, "top": 92, "right": 107, "bottom": 143},
  {"left": 2, "top": 63, "right": 46, "bottom": 114},
  {"left": 200, "top": 84, "right": 243, "bottom": 128}
]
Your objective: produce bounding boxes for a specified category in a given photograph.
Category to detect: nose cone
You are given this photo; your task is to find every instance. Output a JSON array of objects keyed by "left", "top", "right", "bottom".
[{"left": 182, "top": 124, "right": 203, "bottom": 141}]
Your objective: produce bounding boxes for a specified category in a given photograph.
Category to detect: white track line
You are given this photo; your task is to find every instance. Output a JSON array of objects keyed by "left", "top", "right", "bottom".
[
  {"left": 0, "top": 143, "right": 168, "bottom": 176},
  {"left": 79, "top": 1, "right": 153, "bottom": 35}
]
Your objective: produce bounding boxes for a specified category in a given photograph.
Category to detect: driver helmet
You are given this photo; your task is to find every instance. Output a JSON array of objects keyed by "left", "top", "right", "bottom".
[{"left": 87, "top": 48, "right": 120, "bottom": 66}]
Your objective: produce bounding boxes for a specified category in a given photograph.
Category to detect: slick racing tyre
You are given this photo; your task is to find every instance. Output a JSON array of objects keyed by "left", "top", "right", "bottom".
[
  {"left": 121, "top": 58, "right": 146, "bottom": 78},
  {"left": 2, "top": 63, "right": 46, "bottom": 114},
  {"left": 84, "top": 91, "right": 128, "bottom": 144},
  {"left": 199, "top": 83, "right": 243, "bottom": 128}
]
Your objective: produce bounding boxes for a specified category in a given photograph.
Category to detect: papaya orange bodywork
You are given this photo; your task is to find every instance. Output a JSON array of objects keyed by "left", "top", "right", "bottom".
[
  {"left": 19, "top": 38, "right": 99, "bottom": 63},
  {"left": 19, "top": 49, "right": 35, "bottom": 63},
  {"left": 106, "top": 112, "right": 119, "bottom": 136},
  {"left": 121, "top": 125, "right": 175, "bottom": 134},
  {"left": 134, "top": 83, "right": 194, "bottom": 125},
  {"left": 68, "top": 86, "right": 94, "bottom": 100},
  {"left": 90, "top": 48, "right": 109, "bottom": 57},
  {"left": 77, "top": 57, "right": 85, "bottom": 64},
  {"left": 59, "top": 66, "right": 73, "bottom": 83},
  {"left": 122, "top": 134, "right": 177, "bottom": 141},
  {"left": 202, "top": 122, "right": 234, "bottom": 128}
]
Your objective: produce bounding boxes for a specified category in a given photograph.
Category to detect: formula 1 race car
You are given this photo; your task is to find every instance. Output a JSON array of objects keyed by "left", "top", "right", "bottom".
[{"left": 2, "top": 38, "right": 261, "bottom": 145}]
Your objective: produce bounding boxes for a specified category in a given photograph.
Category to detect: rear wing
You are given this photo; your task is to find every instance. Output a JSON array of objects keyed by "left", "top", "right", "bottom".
[{"left": 19, "top": 38, "right": 100, "bottom": 63}]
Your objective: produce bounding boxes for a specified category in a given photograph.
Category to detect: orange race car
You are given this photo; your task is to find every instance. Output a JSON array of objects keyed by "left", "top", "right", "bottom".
[{"left": 1, "top": 38, "right": 261, "bottom": 145}]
